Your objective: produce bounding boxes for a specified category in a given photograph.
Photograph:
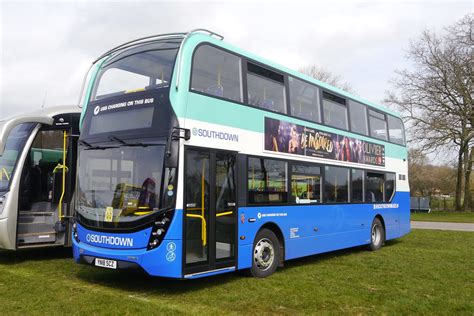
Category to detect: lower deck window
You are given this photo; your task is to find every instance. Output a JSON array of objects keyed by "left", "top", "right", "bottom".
[
  {"left": 248, "top": 157, "right": 287, "bottom": 204},
  {"left": 324, "top": 166, "right": 349, "bottom": 203},
  {"left": 366, "top": 172, "right": 384, "bottom": 202},
  {"left": 385, "top": 173, "right": 396, "bottom": 202},
  {"left": 291, "top": 164, "right": 321, "bottom": 204}
]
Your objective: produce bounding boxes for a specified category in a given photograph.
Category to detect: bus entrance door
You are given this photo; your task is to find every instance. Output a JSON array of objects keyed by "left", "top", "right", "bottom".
[
  {"left": 16, "top": 121, "right": 77, "bottom": 249},
  {"left": 184, "top": 148, "right": 237, "bottom": 276}
]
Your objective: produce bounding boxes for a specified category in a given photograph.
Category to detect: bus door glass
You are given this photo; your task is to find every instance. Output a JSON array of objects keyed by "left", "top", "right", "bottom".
[{"left": 184, "top": 148, "right": 236, "bottom": 274}]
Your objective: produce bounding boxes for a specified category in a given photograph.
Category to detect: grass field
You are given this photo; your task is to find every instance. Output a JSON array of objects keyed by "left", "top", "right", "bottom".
[
  {"left": 0, "top": 230, "right": 473, "bottom": 315},
  {"left": 411, "top": 211, "right": 474, "bottom": 223}
]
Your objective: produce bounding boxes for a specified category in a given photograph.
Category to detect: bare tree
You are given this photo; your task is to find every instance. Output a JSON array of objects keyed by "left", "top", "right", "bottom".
[
  {"left": 385, "top": 14, "right": 473, "bottom": 211},
  {"left": 299, "top": 65, "right": 355, "bottom": 94}
]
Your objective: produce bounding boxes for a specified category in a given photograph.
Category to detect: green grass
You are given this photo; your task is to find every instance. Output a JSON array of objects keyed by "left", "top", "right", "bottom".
[
  {"left": 0, "top": 230, "right": 473, "bottom": 315},
  {"left": 411, "top": 211, "right": 474, "bottom": 223}
]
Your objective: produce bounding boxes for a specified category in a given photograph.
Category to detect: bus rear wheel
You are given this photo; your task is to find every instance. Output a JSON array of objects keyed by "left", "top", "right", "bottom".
[
  {"left": 250, "top": 228, "right": 279, "bottom": 278},
  {"left": 368, "top": 217, "right": 384, "bottom": 251}
]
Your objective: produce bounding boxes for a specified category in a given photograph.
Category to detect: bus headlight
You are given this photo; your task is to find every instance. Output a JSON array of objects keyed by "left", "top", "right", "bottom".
[
  {"left": 72, "top": 218, "right": 79, "bottom": 242},
  {"left": 0, "top": 192, "right": 8, "bottom": 215},
  {"left": 148, "top": 209, "right": 174, "bottom": 250}
]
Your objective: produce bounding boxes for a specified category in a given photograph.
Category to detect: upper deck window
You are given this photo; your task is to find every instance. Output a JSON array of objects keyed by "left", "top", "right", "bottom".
[
  {"left": 322, "top": 92, "right": 348, "bottom": 130},
  {"left": 368, "top": 109, "right": 388, "bottom": 141},
  {"left": 289, "top": 77, "right": 321, "bottom": 123},
  {"left": 247, "top": 63, "right": 287, "bottom": 114},
  {"left": 191, "top": 45, "right": 243, "bottom": 102},
  {"left": 349, "top": 100, "right": 368, "bottom": 135},
  {"left": 387, "top": 115, "right": 405, "bottom": 145},
  {"left": 91, "top": 41, "right": 180, "bottom": 101}
]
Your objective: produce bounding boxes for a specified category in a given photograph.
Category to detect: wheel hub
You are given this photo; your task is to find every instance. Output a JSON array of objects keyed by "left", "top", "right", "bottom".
[
  {"left": 372, "top": 224, "right": 381, "bottom": 245},
  {"left": 254, "top": 238, "right": 275, "bottom": 271}
]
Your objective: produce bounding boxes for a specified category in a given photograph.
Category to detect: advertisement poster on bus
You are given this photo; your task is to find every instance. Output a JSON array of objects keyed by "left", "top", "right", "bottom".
[{"left": 264, "top": 117, "right": 385, "bottom": 166}]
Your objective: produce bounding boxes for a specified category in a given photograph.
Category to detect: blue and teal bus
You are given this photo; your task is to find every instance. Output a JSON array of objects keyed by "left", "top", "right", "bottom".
[{"left": 73, "top": 29, "right": 409, "bottom": 278}]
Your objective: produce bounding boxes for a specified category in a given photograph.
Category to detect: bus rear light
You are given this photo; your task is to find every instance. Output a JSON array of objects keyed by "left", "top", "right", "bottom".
[{"left": 148, "top": 209, "right": 174, "bottom": 250}]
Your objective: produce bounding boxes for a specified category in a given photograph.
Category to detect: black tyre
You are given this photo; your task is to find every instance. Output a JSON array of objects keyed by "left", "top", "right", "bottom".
[
  {"left": 368, "top": 217, "right": 385, "bottom": 251},
  {"left": 250, "top": 228, "right": 279, "bottom": 278}
]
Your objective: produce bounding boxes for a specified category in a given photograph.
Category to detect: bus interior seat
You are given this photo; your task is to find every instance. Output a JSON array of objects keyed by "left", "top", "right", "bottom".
[
  {"left": 205, "top": 84, "right": 224, "bottom": 97},
  {"left": 261, "top": 99, "right": 274, "bottom": 110}
]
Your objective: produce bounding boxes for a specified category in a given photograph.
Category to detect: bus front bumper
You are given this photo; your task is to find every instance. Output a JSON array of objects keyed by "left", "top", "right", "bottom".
[{"left": 72, "top": 234, "right": 182, "bottom": 278}]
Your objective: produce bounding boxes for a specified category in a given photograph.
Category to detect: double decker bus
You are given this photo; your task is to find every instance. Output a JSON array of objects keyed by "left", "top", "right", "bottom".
[
  {"left": 73, "top": 29, "right": 409, "bottom": 278},
  {"left": 0, "top": 106, "right": 80, "bottom": 250}
]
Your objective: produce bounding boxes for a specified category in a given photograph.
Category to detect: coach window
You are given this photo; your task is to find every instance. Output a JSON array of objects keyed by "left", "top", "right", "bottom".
[
  {"left": 324, "top": 166, "right": 349, "bottom": 203},
  {"left": 322, "top": 92, "right": 348, "bottom": 130},
  {"left": 291, "top": 164, "right": 321, "bottom": 204},
  {"left": 368, "top": 109, "right": 388, "bottom": 141},
  {"left": 191, "top": 45, "right": 243, "bottom": 102},
  {"left": 385, "top": 173, "right": 396, "bottom": 202},
  {"left": 366, "top": 172, "right": 384, "bottom": 202},
  {"left": 351, "top": 169, "right": 364, "bottom": 203},
  {"left": 387, "top": 115, "right": 405, "bottom": 145},
  {"left": 247, "top": 63, "right": 286, "bottom": 114},
  {"left": 248, "top": 157, "right": 288, "bottom": 204},
  {"left": 349, "top": 100, "right": 368, "bottom": 135},
  {"left": 289, "top": 77, "right": 321, "bottom": 123}
]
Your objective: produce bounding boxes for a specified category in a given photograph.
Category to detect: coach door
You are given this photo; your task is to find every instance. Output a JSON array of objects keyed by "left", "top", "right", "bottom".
[{"left": 184, "top": 148, "right": 237, "bottom": 276}]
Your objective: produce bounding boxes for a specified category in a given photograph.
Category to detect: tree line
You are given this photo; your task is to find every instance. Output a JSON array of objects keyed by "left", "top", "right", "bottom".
[{"left": 300, "top": 14, "right": 472, "bottom": 211}]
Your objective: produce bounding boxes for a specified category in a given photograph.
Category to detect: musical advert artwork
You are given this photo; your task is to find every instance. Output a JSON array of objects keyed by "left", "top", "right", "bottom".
[{"left": 264, "top": 117, "right": 385, "bottom": 166}]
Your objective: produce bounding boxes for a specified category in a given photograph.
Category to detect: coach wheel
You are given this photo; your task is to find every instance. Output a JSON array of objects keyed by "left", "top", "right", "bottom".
[
  {"left": 368, "top": 217, "right": 385, "bottom": 251},
  {"left": 250, "top": 228, "right": 279, "bottom": 278}
]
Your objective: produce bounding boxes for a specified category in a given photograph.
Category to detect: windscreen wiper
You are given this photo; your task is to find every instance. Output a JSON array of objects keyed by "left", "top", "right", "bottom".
[
  {"left": 79, "top": 140, "right": 116, "bottom": 150},
  {"left": 108, "top": 136, "right": 163, "bottom": 147}
]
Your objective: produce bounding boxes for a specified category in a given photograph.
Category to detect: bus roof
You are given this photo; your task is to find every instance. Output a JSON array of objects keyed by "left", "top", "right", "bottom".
[
  {"left": 0, "top": 105, "right": 80, "bottom": 156},
  {"left": 181, "top": 32, "right": 400, "bottom": 118}
]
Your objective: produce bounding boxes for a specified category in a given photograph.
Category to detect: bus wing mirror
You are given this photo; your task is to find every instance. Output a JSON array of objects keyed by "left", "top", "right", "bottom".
[{"left": 171, "top": 127, "right": 190, "bottom": 141}]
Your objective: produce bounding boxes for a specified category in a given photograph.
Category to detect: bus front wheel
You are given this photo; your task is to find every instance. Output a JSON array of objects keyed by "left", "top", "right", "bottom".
[
  {"left": 250, "top": 228, "right": 279, "bottom": 278},
  {"left": 368, "top": 217, "right": 385, "bottom": 251}
]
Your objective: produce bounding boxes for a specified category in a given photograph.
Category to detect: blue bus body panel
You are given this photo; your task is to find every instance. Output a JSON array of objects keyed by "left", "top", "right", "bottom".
[
  {"left": 237, "top": 191, "right": 409, "bottom": 270},
  {"left": 73, "top": 210, "right": 184, "bottom": 278},
  {"left": 73, "top": 193, "right": 409, "bottom": 278}
]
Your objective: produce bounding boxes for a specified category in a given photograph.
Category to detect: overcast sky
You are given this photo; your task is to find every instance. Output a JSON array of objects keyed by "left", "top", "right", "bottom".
[{"left": 0, "top": 0, "right": 470, "bottom": 118}]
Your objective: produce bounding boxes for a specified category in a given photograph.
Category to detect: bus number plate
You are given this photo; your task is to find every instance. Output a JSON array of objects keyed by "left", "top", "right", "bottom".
[{"left": 95, "top": 258, "right": 117, "bottom": 269}]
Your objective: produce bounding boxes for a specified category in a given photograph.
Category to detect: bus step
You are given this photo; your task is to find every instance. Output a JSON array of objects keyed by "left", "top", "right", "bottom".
[
  {"left": 17, "top": 222, "right": 56, "bottom": 235},
  {"left": 18, "top": 212, "right": 56, "bottom": 225},
  {"left": 17, "top": 231, "right": 56, "bottom": 245}
]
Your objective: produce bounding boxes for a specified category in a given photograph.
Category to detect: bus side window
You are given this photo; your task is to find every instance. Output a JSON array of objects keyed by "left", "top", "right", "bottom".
[
  {"left": 351, "top": 169, "right": 364, "bottom": 203},
  {"left": 322, "top": 92, "right": 348, "bottom": 131},
  {"left": 191, "top": 45, "right": 243, "bottom": 103},
  {"left": 387, "top": 115, "right": 406, "bottom": 145},
  {"left": 291, "top": 164, "right": 321, "bottom": 204},
  {"left": 366, "top": 172, "right": 384, "bottom": 202},
  {"left": 246, "top": 63, "right": 286, "bottom": 114},
  {"left": 368, "top": 110, "right": 388, "bottom": 141},
  {"left": 248, "top": 157, "right": 288, "bottom": 204},
  {"left": 385, "top": 173, "right": 396, "bottom": 202},
  {"left": 289, "top": 77, "right": 321, "bottom": 123},
  {"left": 324, "top": 166, "right": 349, "bottom": 203}
]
